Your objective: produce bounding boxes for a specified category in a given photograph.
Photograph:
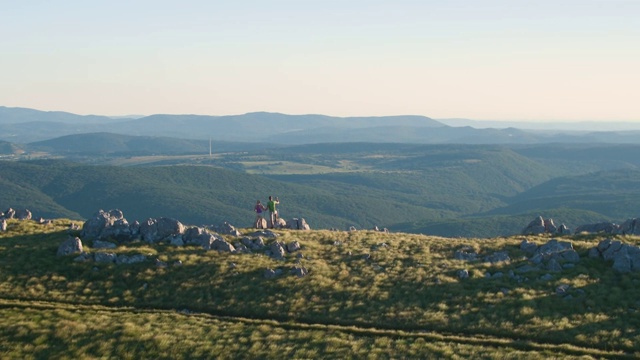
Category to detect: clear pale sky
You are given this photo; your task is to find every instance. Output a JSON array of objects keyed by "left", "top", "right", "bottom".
[{"left": 1, "top": 0, "right": 638, "bottom": 121}]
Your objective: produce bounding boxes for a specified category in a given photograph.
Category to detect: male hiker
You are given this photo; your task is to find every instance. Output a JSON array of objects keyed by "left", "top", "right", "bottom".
[{"left": 267, "top": 196, "right": 279, "bottom": 229}]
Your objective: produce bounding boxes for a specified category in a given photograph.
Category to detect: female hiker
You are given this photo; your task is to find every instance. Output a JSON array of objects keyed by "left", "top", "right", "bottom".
[{"left": 254, "top": 200, "right": 266, "bottom": 229}]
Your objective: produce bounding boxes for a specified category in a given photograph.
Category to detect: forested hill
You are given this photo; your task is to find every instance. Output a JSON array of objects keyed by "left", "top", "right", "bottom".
[{"left": 2, "top": 149, "right": 640, "bottom": 237}]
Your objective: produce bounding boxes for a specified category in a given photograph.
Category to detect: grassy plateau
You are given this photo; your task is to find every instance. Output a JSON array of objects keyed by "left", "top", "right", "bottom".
[{"left": 1, "top": 219, "right": 640, "bottom": 359}]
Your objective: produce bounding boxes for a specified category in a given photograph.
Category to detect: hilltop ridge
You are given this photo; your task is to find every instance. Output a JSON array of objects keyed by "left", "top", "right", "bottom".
[{"left": 1, "top": 216, "right": 639, "bottom": 357}]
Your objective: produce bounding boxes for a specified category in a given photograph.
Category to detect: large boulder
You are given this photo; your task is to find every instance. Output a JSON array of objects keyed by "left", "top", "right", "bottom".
[
  {"left": 14, "top": 209, "right": 32, "bottom": 220},
  {"left": 81, "top": 209, "right": 131, "bottom": 241},
  {"left": 520, "top": 239, "right": 538, "bottom": 255},
  {"left": 183, "top": 226, "right": 205, "bottom": 245},
  {"left": 618, "top": 218, "right": 640, "bottom": 235},
  {"left": 270, "top": 241, "right": 286, "bottom": 259},
  {"left": 291, "top": 266, "right": 308, "bottom": 278},
  {"left": 241, "top": 236, "right": 265, "bottom": 250},
  {"left": 57, "top": 237, "right": 84, "bottom": 256},
  {"left": 214, "top": 222, "right": 241, "bottom": 237},
  {"left": 210, "top": 239, "right": 236, "bottom": 252},
  {"left": 575, "top": 222, "right": 619, "bottom": 235},
  {"left": 202, "top": 234, "right": 235, "bottom": 252},
  {"left": 256, "top": 218, "right": 268, "bottom": 229},
  {"left": 274, "top": 218, "right": 287, "bottom": 229},
  {"left": 532, "top": 239, "right": 578, "bottom": 261},
  {"left": 522, "top": 216, "right": 546, "bottom": 235},
  {"left": 289, "top": 218, "right": 311, "bottom": 230},
  {"left": 139, "top": 217, "right": 185, "bottom": 243},
  {"left": 521, "top": 216, "right": 572, "bottom": 235},
  {"left": 590, "top": 239, "right": 640, "bottom": 273},
  {"left": 3, "top": 208, "right": 15, "bottom": 219},
  {"left": 287, "top": 241, "right": 301, "bottom": 253}
]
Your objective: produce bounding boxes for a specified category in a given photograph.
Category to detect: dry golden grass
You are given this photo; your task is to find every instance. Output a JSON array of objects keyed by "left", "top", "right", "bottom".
[{"left": 1, "top": 219, "right": 639, "bottom": 358}]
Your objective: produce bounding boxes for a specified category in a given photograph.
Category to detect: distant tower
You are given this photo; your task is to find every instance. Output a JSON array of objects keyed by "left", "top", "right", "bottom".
[{"left": 209, "top": 137, "right": 212, "bottom": 158}]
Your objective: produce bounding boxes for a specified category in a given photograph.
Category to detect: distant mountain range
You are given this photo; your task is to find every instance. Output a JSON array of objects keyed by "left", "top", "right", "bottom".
[{"left": 1, "top": 105, "right": 640, "bottom": 145}]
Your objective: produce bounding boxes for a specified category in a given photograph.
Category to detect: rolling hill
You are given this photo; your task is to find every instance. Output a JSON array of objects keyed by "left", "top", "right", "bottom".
[
  {"left": 3, "top": 105, "right": 640, "bottom": 145},
  {"left": 27, "top": 133, "right": 272, "bottom": 156},
  {"left": 2, "top": 139, "right": 640, "bottom": 237}
]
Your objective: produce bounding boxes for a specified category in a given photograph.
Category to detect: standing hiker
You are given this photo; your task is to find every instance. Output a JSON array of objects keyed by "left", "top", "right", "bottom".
[
  {"left": 254, "top": 200, "right": 266, "bottom": 229},
  {"left": 267, "top": 196, "right": 280, "bottom": 229}
]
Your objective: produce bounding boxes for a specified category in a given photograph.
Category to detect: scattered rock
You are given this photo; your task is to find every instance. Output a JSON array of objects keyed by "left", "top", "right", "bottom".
[
  {"left": 264, "top": 268, "right": 283, "bottom": 279},
  {"left": 140, "top": 217, "right": 185, "bottom": 243},
  {"left": 214, "top": 222, "right": 241, "bottom": 236},
  {"left": 457, "top": 269, "right": 469, "bottom": 279},
  {"left": 556, "top": 284, "right": 571, "bottom": 296},
  {"left": 93, "top": 240, "right": 117, "bottom": 249},
  {"left": 291, "top": 266, "right": 308, "bottom": 277},
  {"left": 270, "top": 241, "right": 286, "bottom": 259},
  {"left": 73, "top": 252, "right": 92, "bottom": 263},
  {"left": 484, "top": 251, "right": 510, "bottom": 264},
  {"left": 94, "top": 252, "right": 117, "bottom": 263},
  {"left": 207, "top": 239, "right": 236, "bottom": 253},
  {"left": 116, "top": 254, "right": 147, "bottom": 264},
  {"left": 287, "top": 241, "right": 301, "bottom": 253},
  {"left": 57, "top": 237, "right": 84, "bottom": 256},
  {"left": 454, "top": 248, "right": 478, "bottom": 261},
  {"left": 540, "top": 273, "right": 554, "bottom": 281}
]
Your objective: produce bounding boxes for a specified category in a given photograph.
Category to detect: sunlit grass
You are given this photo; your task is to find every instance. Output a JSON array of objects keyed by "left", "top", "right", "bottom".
[{"left": 1, "top": 219, "right": 640, "bottom": 357}]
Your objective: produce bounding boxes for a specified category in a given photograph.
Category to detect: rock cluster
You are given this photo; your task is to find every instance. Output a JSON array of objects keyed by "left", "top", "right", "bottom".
[
  {"left": 1, "top": 208, "right": 38, "bottom": 231},
  {"left": 520, "top": 239, "right": 580, "bottom": 272},
  {"left": 521, "top": 216, "right": 640, "bottom": 236},
  {"left": 80, "top": 209, "right": 311, "bottom": 248},
  {"left": 589, "top": 238, "right": 640, "bottom": 273},
  {"left": 55, "top": 209, "right": 311, "bottom": 278},
  {"left": 1, "top": 208, "right": 33, "bottom": 220},
  {"left": 454, "top": 239, "right": 581, "bottom": 282},
  {"left": 575, "top": 219, "right": 640, "bottom": 236},
  {"left": 521, "top": 216, "right": 571, "bottom": 235}
]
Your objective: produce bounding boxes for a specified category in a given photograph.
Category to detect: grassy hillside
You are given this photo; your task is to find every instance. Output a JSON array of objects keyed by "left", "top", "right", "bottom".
[{"left": 1, "top": 219, "right": 638, "bottom": 358}]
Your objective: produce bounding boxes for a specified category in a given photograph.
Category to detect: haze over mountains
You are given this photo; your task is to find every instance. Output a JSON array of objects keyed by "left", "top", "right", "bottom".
[{"left": 1, "top": 106, "right": 639, "bottom": 145}]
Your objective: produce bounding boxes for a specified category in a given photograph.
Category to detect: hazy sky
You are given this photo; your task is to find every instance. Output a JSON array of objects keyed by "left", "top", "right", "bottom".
[{"left": 1, "top": 0, "right": 639, "bottom": 121}]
